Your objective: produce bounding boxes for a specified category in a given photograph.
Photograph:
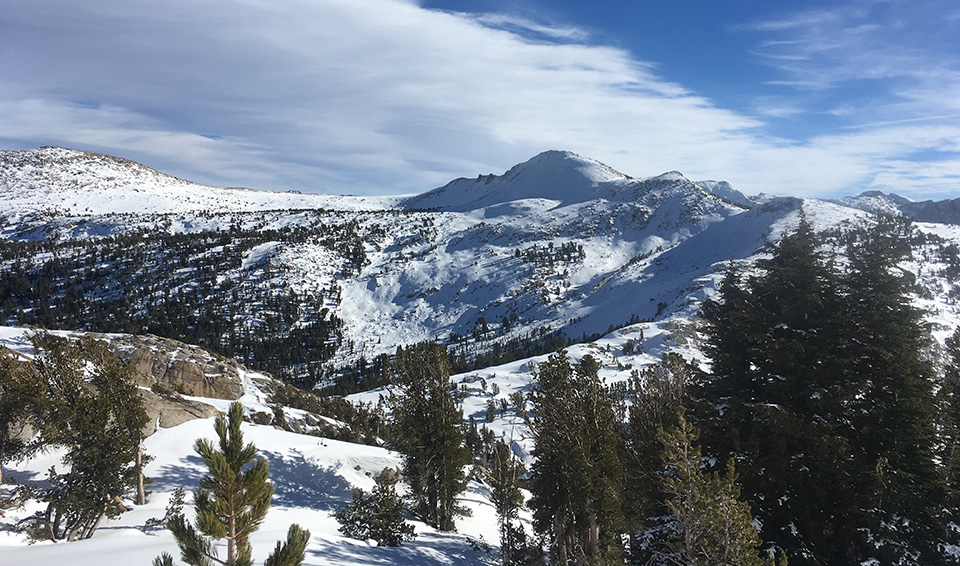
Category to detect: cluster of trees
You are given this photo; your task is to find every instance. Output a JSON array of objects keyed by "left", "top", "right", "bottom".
[
  {"left": 389, "top": 342, "right": 471, "bottom": 531},
  {"left": 472, "top": 214, "right": 960, "bottom": 565},
  {"left": 0, "top": 333, "right": 150, "bottom": 541},
  {"left": 0, "top": 219, "right": 368, "bottom": 387},
  {"left": 695, "top": 214, "right": 959, "bottom": 564},
  {"left": 517, "top": 241, "right": 586, "bottom": 268},
  {"left": 334, "top": 342, "right": 468, "bottom": 547}
]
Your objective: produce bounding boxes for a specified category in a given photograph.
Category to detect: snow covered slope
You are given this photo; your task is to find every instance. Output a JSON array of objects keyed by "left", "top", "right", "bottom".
[
  {"left": 3, "top": 146, "right": 960, "bottom": 386},
  {"left": 0, "top": 147, "right": 400, "bottom": 218},
  {"left": 696, "top": 179, "right": 755, "bottom": 208},
  {"left": 0, "top": 325, "right": 506, "bottom": 566}
]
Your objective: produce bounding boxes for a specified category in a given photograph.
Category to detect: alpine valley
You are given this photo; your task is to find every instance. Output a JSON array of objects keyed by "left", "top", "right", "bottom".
[{"left": 2, "top": 146, "right": 960, "bottom": 565}]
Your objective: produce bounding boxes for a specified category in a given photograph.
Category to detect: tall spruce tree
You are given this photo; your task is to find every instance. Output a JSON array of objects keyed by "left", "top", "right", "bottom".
[
  {"left": 389, "top": 342, "right": 469, "bottom": 531},
  {"left": 844, "top": 215, "right": 945, "bottom": 562},
  {"left": 155, "top": 402, "right": 309, "bottom": 566},
  {"left": 528, "top": 352, "right": 623, "bottom": 565},
  {"left": 697, "top": 214, "right": 857, "bottom": 563}
]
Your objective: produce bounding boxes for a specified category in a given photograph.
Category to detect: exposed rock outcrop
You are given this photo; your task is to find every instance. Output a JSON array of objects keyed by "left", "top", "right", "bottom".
[
  {"left": 138, "top": 389, "right": 220, "bottom": 436},
  {"left": 92, "top": 333, "right": 244, "bottom": 400}
]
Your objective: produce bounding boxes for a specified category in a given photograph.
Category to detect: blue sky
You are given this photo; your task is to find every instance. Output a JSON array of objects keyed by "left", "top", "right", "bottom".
[{"left": 2, "top": 0, "right": 959, "bottom": 199}]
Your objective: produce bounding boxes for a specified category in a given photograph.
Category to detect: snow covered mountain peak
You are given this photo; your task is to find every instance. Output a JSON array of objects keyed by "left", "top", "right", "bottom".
[
  {"left": 503, "top": 149, "right": 630, "bottom": 185},
  {"left": 401, "top": 150, "right": 722, "bottom": 212},
  {"left": 649, "top": 170, "right": 687, "bottom": 182}
]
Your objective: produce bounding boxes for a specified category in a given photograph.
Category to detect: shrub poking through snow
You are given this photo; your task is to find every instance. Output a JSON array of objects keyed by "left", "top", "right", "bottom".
[{"left": 335, "top": 468, "right": 416, "bottom": 547}]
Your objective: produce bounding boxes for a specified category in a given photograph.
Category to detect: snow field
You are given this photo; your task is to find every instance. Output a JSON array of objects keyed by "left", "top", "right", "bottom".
[{"left": 1, "top": 414, "right": 503, "bottom": 566}]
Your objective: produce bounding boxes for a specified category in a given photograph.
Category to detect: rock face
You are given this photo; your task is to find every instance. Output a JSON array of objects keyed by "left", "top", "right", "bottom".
[
  {"left": 94, "top": 333, "right": 245, "bottom": 400},
  {"left": 138, "top": 389, "right": 220, "bottom": 436}
]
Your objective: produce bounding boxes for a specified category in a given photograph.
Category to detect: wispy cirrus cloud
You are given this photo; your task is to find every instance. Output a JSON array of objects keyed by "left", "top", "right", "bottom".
[
  {"left": 731, "top": 0, "right": 960, "bottom": 197},
  {"left": 467, "top": 13, "right": 591, "bottom": 42}
]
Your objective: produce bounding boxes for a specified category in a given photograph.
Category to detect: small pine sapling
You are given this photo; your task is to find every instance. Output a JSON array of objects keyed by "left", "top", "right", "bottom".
[{"left": 153, "top": 402, "right": 309, "bottom": 566}]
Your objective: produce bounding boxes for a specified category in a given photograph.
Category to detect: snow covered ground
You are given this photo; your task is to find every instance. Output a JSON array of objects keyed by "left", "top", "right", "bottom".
[
  {"left": 0, "top": 316, "right": 696, "bottom": 566},
  {"left": 1, "top": 417, "right": 504, "bottom": 565},
  {"left": 0, "top": 326, "right": 508, "bottom": 566}
]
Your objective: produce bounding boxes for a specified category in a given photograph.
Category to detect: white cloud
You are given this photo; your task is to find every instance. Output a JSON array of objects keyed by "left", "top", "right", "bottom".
[
  {"left": 732, "top": 9, "right": 849, "bottom": 32},
  {"left": 467, "top": 13, "right": 591, "bottom": 42},
  {"left": 0, "top": 0, "right": 958, "bottom": 200}
]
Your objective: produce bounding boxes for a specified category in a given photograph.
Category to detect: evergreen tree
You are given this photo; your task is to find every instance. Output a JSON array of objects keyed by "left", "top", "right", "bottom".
[
  {"left": 0, "top": 348, "right": 44, "bottom": 489},
  {"left": 82, "top": 338, "right": 153, "bottom": 505},
  {"left": 389, "top": 342, "right": 469, "bottom": 531},
  {"left": 645, "top": 412, "right": 775, "bottom": 566},
  {"left": 489, "top": 439, "right": 536, "bottom": 566},
  {"left": 156, "top": 402, "right": 309, "bottom": 566},
  {"left": 942, "top": 328, "right": 960, "bottom": 508},
  {"left": 940, "top": 328, "right": 960, "bottom": 556},
  {"left": 619, "top": 353, "right": 690, "bottom": 561},
  {"left": 28, "top": 334, "right": 150, "bottom": 541},
  {"left": 335, "top": 468, "right": 415, "bottom": 546},
  {"left": 697, "top": 215, "right": 857, "bottom": 563},
  {"left": 528, "top": 352, "right": 623, "bottom": 565},
  {"left": 844, "top": 216, "right": 945, "bottom": 562},
  {"left": 699, "top": 213, "right": 954, "bottom": 564}
]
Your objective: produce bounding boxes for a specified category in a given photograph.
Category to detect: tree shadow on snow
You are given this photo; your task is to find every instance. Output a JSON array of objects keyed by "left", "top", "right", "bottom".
[
  {"left": 258, "top": 449, "right": 355, "bottom": 511},
  {"left": 148, "top": 453, "right": 207, "bottom": 492},
  {"left": 147, "top": 449, "right": 355, "bottom": 512},
  {"left": 307, "top": 532, "right": 498, "bottom": 566}
]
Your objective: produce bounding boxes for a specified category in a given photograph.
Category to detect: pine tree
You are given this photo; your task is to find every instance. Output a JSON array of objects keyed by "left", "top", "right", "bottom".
[
  {"left": 942, "top": 329, "right": 960, "bottom": 506},
  {"left": 844, "top": 216, "right": 945, "bottom": 562},
  {"left": 697, "top": 215, "right": 856, "bottom": 563},
  {"left": 489, "top": 439, "right": 535, "bottom": 566},
  {"left": 389, "top": 342, "right": 469, "bottom": 531},
  {"left": 648, "top": 412, "right": 775, "bottom": 566},
  {"left": 82, "top": 338, "right": 153, "bottom": 505},
  {"left": 155, "top": 402, "right": 309, "bottom": 566},
  {"left": 699, "top": 213, "right": 953, "bottom": 564},
  {"left": 28, "top": 334, "right": 150, "bottom": 541},
  {"left": 0, "top": 348, "right": 44, "bottom": 489},
  {"left": 335, "top": 468, "right": 415, "bottom": 546},
  {"left": 941, "top": 328, "right": 960, "bottom": 557},
  {"left": 620, "top": 352, "right": 690, "bottom": 560},
  {"left": 528, "top": 352, "right": 623, "bottom": 565}
]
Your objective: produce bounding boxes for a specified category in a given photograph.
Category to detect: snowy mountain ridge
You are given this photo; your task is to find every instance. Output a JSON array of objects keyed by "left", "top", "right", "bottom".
[
  {"left": 2, "top": 147, "right": 960, "bottom": 385},
  {"left": 829, "top": 189, "right": 960, "bottom": 224},
  {"left": 0, "top": 146, "right": 400, "bottom": 219},
  {"left": 401, "top": 149, "right": 730, "bottom": 213}
]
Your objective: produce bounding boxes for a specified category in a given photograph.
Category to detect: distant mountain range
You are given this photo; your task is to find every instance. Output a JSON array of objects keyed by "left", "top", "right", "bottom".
[{"left": 2, "top": 146, "right": 960, "bottom": 387}]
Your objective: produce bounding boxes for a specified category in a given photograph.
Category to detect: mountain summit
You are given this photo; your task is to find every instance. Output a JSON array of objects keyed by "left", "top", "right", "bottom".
[{"left": 402, "top": 150, "right": 633, "bottom": 211}]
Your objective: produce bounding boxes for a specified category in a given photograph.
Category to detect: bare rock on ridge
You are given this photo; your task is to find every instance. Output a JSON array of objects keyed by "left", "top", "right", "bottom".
[{"left": 93, "top": 333, "right": 245, "bottom": 400}]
